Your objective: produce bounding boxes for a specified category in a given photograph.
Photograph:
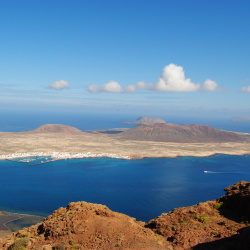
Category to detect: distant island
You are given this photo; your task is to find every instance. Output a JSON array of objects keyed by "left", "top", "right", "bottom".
[
  {"left": 124, "top": 116, "right": 166, "bottom": 124},
  {"left": 231, "top": 117, "right": 250, "bottom": 122},
  {"left": 0, "top": 117, "right": 250, "bottom": 160}
]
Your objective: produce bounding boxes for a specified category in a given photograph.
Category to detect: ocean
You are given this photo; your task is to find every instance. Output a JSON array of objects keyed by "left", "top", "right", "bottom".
[
  {"left": 0, "top": 111, "right": 250, "bottom": 222},
  {"left": 0, "top": 155, "right": 250, "bottom": 222}
]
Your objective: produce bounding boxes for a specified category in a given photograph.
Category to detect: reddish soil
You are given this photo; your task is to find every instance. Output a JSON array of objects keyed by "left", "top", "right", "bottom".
[
  {"left": 1, "top": 181, "right": 250, "bottom": 249},
  {"left": 147, "top": 181, "right": 250, "bottom": 249},
  {"left": 0, "top": 202, "right": 168, "bottom": 250}
]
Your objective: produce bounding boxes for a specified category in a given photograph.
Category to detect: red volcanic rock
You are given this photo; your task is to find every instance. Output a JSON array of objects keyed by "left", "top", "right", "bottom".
[
  {"left": 1, "top": 182, "right": 250, "bottom": 249},
  {"left": 0, "top": 202, "right": 168, "bottom": 250},
  {"left": 147, "top": 181, "right": 250, "bottom": 249},
  {"left": 120, "top": 123, "right": 250, "bottom": 143}
]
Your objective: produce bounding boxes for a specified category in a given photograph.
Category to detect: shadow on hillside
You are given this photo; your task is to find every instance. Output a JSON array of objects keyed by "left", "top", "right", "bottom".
[
  {"left": 84, "top": 130, "right": 124, "bottom": 134},
  {"left": 193, "top": 227, "right": 250, "bottom": 250},
  {"left": 217, "top": 205, "right": 245, "bottom": 223},
  {"left": 98, "top": 130, "right": 124, "bottom": 134},
  {"left": 216, "top": 197, "right": 250, "bottom": 223}
]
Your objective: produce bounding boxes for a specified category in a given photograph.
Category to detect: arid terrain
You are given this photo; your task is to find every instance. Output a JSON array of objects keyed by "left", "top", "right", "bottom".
[
  {"left": 0, "top": 123, "right": 250, "bottom": 159},
  {"left": 1, "top": 181, "right": 250, "bottom": 249}
]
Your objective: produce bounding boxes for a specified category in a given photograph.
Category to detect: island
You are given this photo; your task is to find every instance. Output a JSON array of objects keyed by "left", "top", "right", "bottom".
[{"left": 0, "top": 120, "right": 250, "bottom": 160}]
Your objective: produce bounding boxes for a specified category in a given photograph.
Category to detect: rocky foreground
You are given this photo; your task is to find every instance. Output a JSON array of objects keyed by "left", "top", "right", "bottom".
[{"left": 1, "top": 181, "right": 250, "bottom": 249}]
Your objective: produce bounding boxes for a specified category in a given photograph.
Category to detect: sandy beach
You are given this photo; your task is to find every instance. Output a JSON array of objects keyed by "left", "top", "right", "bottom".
[{"left": 0, "top": 131, "right": 250, "bottom": 160}]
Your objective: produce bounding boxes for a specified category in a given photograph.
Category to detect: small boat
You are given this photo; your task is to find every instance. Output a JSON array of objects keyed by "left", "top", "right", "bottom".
[{"left": 203, "top": 171, "right": 208, "bottom": 173}]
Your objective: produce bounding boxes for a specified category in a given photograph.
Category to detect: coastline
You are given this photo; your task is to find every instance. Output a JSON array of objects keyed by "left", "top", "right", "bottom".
[
  {"left": 0, "top": 131, "right": 250, "bottom": 160},
  {"left": 0, "top": 150, "right": 249, "bottom": 162},
  {"left": 0, "top": 210, "right": 44, "bottom": 238},
  {"left": 0, "top": 152, "right": 131, "bottom": 161}
]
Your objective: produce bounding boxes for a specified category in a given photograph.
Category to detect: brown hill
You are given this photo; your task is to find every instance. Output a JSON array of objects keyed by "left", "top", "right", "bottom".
[
  {"left": 0, "top": 202, "right": 167, "bottom": 250},
  {"left": 1, "top": 181, "right": 250, "bottom": 249},
  {"left": 27, "top": 124, "right": 83, "bottom": 135},
  {"left": 120, "top": 123, "right": 250, "bottom": 143},
  {"left": 147, "top": 181, "right": 250, "bottom": 249}
]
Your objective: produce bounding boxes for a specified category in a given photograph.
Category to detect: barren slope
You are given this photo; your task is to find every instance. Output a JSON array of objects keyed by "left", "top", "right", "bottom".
[
  {"left": 120, "top": 123, "right": 250, "bottom": 143},
  {"left": 0, "top": 202, "right": 168, "bottom": 250}
]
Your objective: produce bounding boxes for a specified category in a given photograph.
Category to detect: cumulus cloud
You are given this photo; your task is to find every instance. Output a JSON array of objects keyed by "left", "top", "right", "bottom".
[
  {"left": 86, "top": 64, "right": 219, "bottom": 93},
  {"left": 124, "top": 85, "right": 137, "bottom": 93},
  {"left": 86, "top": 83, "right": 101, "bottom": 93},
  {"left": 242, "top": 86, "right": 250, "bottom": 92},
  {"left": 136, "top": 81, "right": 150, "bottom": 89},
  {"left": 49, "top": 80, "right": 69, "bottom": 90},
  {"left": 87, "top": 80, "right": 152, "bottom": 93},
  {"left": 202, "top": 79, "right": 218, "bottom": 91},
  {"left": 87, "top": 80, "right": 123, "bottom": 93},
  {"left": 102, "top": 81, "right": 123, "bottom": 93},
  {"left": 153, "top": 64, "right": 219, "bottom": 92},
  {"left": 153, "top": 64, "right": 200, "bottom": 92},
  {"left": 124, "top": 81, "right": 152, "bottom": 93}
]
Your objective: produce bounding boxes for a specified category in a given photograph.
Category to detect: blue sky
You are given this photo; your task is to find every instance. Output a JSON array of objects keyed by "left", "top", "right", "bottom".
[{"left": 0, "top": 0, "right": 250, "bottom": 119}]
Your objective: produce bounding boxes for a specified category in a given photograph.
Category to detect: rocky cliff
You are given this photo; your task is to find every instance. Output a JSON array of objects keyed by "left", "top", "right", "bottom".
[
  {"left": 147, "top": 181, "right": 250, "bottom": 249},
  {"left": 1, "top": 181, "right": 250, "bottom": 249}
]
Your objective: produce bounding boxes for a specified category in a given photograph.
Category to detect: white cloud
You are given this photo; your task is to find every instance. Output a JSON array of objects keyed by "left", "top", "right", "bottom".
[
  {"left": 242, "top": 86, "right": 250, "bottom": 92},
  {"left": 124, "top": 82, "right": 152, "bottom": 93},
  {"left": 87, "top": 80, "right": 152, "bottom": 93},
  {"left": 153, "top": 64, "right": 200, "bottom": 92},
  {"left": 136, "top": 81, "right": 152, "bottom": 90},
  {"left": 202, "top": 79, "right": 218, "bottom": 91},
  {"left": 86, "top": 84, "right": 101, "bottom": 93},
  {"left": 102, "top": 81, "right": 123, "bottom": 93},
  {"left": 87, "top": 81, "right": 123, "bottom": 93},
  {"left": 124, "top": 85, "right": 137, "bottom": 93},
  {"left": 49, "top": 80, "right": 69, "bottom": 90},
  {"left": 86, "top": 64, "right": 219, "bottom": 93}
]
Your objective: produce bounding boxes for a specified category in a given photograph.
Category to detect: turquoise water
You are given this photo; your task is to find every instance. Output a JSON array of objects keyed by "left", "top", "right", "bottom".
[{"left": 0, "top": 154, "right": 250, "bottom": 222}]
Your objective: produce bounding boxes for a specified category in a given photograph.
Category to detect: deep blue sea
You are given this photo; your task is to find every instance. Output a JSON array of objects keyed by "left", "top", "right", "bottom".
[
  {"left": 0, "top": 111, "right": 250, "bottom": 222},
  {"left": 0, "top": 155, "right": 250, "bottom": 222}
]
